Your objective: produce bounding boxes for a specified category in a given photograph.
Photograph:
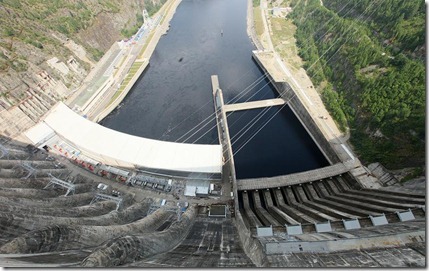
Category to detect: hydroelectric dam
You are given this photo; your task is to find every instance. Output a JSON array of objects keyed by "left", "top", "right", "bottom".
[{"left": 0, "top": 0, "right": 424, "bottom": 267}]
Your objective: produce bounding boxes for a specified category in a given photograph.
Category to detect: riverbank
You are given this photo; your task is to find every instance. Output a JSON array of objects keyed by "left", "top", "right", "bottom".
[
  {"left": 92, "top": 0, "right": 182, "bottom": 122},
  {"left": 247, "top": 0, "right": 348, "bottom": 155},
  {"left": 246, "top": 0, "right": 263, "bottom": 50},
  {"left": 246, "top": 0, "right": 385, "bottom": 189},
  {"left": 64, "top": 0, "right": 182, "bottom": 123}
]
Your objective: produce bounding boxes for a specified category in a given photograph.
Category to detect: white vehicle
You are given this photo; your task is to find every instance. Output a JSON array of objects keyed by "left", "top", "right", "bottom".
[{"left": 97, "top": 183, "right": 108, "bottom": 190}]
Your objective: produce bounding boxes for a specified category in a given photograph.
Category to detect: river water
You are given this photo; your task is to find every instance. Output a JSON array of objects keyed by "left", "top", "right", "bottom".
[{"left": 101, "top": 0, "right": 328, "bottom": 179}]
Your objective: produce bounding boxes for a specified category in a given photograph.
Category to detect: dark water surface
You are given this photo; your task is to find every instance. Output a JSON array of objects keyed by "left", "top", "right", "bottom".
[{"left": 101, "top": 0, "right": 328, "bottom": 179}]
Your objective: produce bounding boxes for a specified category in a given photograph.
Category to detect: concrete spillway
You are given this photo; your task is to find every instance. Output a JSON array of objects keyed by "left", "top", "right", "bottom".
[{"left": 238, "top": 175, "right": 425, "bottom": 231}]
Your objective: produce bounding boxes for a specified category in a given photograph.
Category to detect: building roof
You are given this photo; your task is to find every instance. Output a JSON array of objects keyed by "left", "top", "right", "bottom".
[{"left": 184, "top": 180, "right": 210, "bottom": 196}]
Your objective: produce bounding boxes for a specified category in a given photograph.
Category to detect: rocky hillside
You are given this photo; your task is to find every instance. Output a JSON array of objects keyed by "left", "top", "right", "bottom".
[{"left": 0, "top": 0, "right": 158, "bottom": 138}]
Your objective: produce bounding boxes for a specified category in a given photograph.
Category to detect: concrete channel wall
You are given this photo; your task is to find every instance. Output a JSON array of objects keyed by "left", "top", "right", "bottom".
[
  {"left": 234, "top": 212, "right": 267, "bottom": 267},
  {"left": 252, "top": 53, "right": 341, "bottom": 165}
]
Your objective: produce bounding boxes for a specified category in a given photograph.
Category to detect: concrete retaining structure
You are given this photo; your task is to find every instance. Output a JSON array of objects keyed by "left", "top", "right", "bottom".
[
  {"left": 237, "top": 160, "right": 358, "bottom": 190},
  {"left": 252, "top": 51, "right": 341, "bottom": 165},
  {"left": 234, "top": 212, "right": 266, "bottom": 267},
  {"left": 93, "top": 59, "right": 149, "bottom": 122}
]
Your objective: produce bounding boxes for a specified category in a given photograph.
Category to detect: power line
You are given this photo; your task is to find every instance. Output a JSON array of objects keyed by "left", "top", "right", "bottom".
[
  {"left": 167, "top": 0, "right": 372, "bottom": 145},
  {"left": 175, "top": 72, "right": 270, "bottom": 143}
]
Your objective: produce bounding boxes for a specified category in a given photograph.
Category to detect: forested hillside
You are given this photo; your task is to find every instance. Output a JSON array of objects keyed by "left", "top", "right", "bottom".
[{"left": 288, "top": 0, "right": 425, "bottom": 170}]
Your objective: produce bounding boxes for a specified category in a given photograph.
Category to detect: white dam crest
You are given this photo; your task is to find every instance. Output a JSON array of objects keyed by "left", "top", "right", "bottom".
[{"left": 24, "top": 102, "right": 223, "bottom": 176}]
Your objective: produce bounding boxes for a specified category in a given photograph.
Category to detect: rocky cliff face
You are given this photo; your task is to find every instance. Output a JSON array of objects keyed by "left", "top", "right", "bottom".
[{"left": 0, "top": 0, "right": 150, "bottom": 138}]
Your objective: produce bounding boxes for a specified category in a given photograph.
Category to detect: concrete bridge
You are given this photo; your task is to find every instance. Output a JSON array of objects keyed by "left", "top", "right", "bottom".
[
  {"left": 223, "top": 98, "right": 285, "bottom": 112},
  {"left": 236, "top": 159, "right": 359, "bottom": 191}
]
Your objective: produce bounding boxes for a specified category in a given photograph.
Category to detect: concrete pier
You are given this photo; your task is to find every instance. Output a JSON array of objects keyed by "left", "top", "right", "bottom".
[
  {"left": 212, "top": 75, "right": 238, "bottom": 208},
  {"left": 223, "top": 98, "right": 285, "bottom": 112}
]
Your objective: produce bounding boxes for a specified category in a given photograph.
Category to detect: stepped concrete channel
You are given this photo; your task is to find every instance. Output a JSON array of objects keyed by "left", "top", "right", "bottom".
[{"left": 1, "top": 0, "right": 426, "bottom": 268}]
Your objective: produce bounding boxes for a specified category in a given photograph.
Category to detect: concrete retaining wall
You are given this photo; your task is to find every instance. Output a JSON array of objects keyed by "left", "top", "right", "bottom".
[{"left": 94, "top": 60, "right": 149, "bottom": 122}]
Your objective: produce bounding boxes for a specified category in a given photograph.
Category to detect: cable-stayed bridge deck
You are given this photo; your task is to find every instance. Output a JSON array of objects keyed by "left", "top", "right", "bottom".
[{"left": 223, "top": 98, "right": 285, "bottom": 112}]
